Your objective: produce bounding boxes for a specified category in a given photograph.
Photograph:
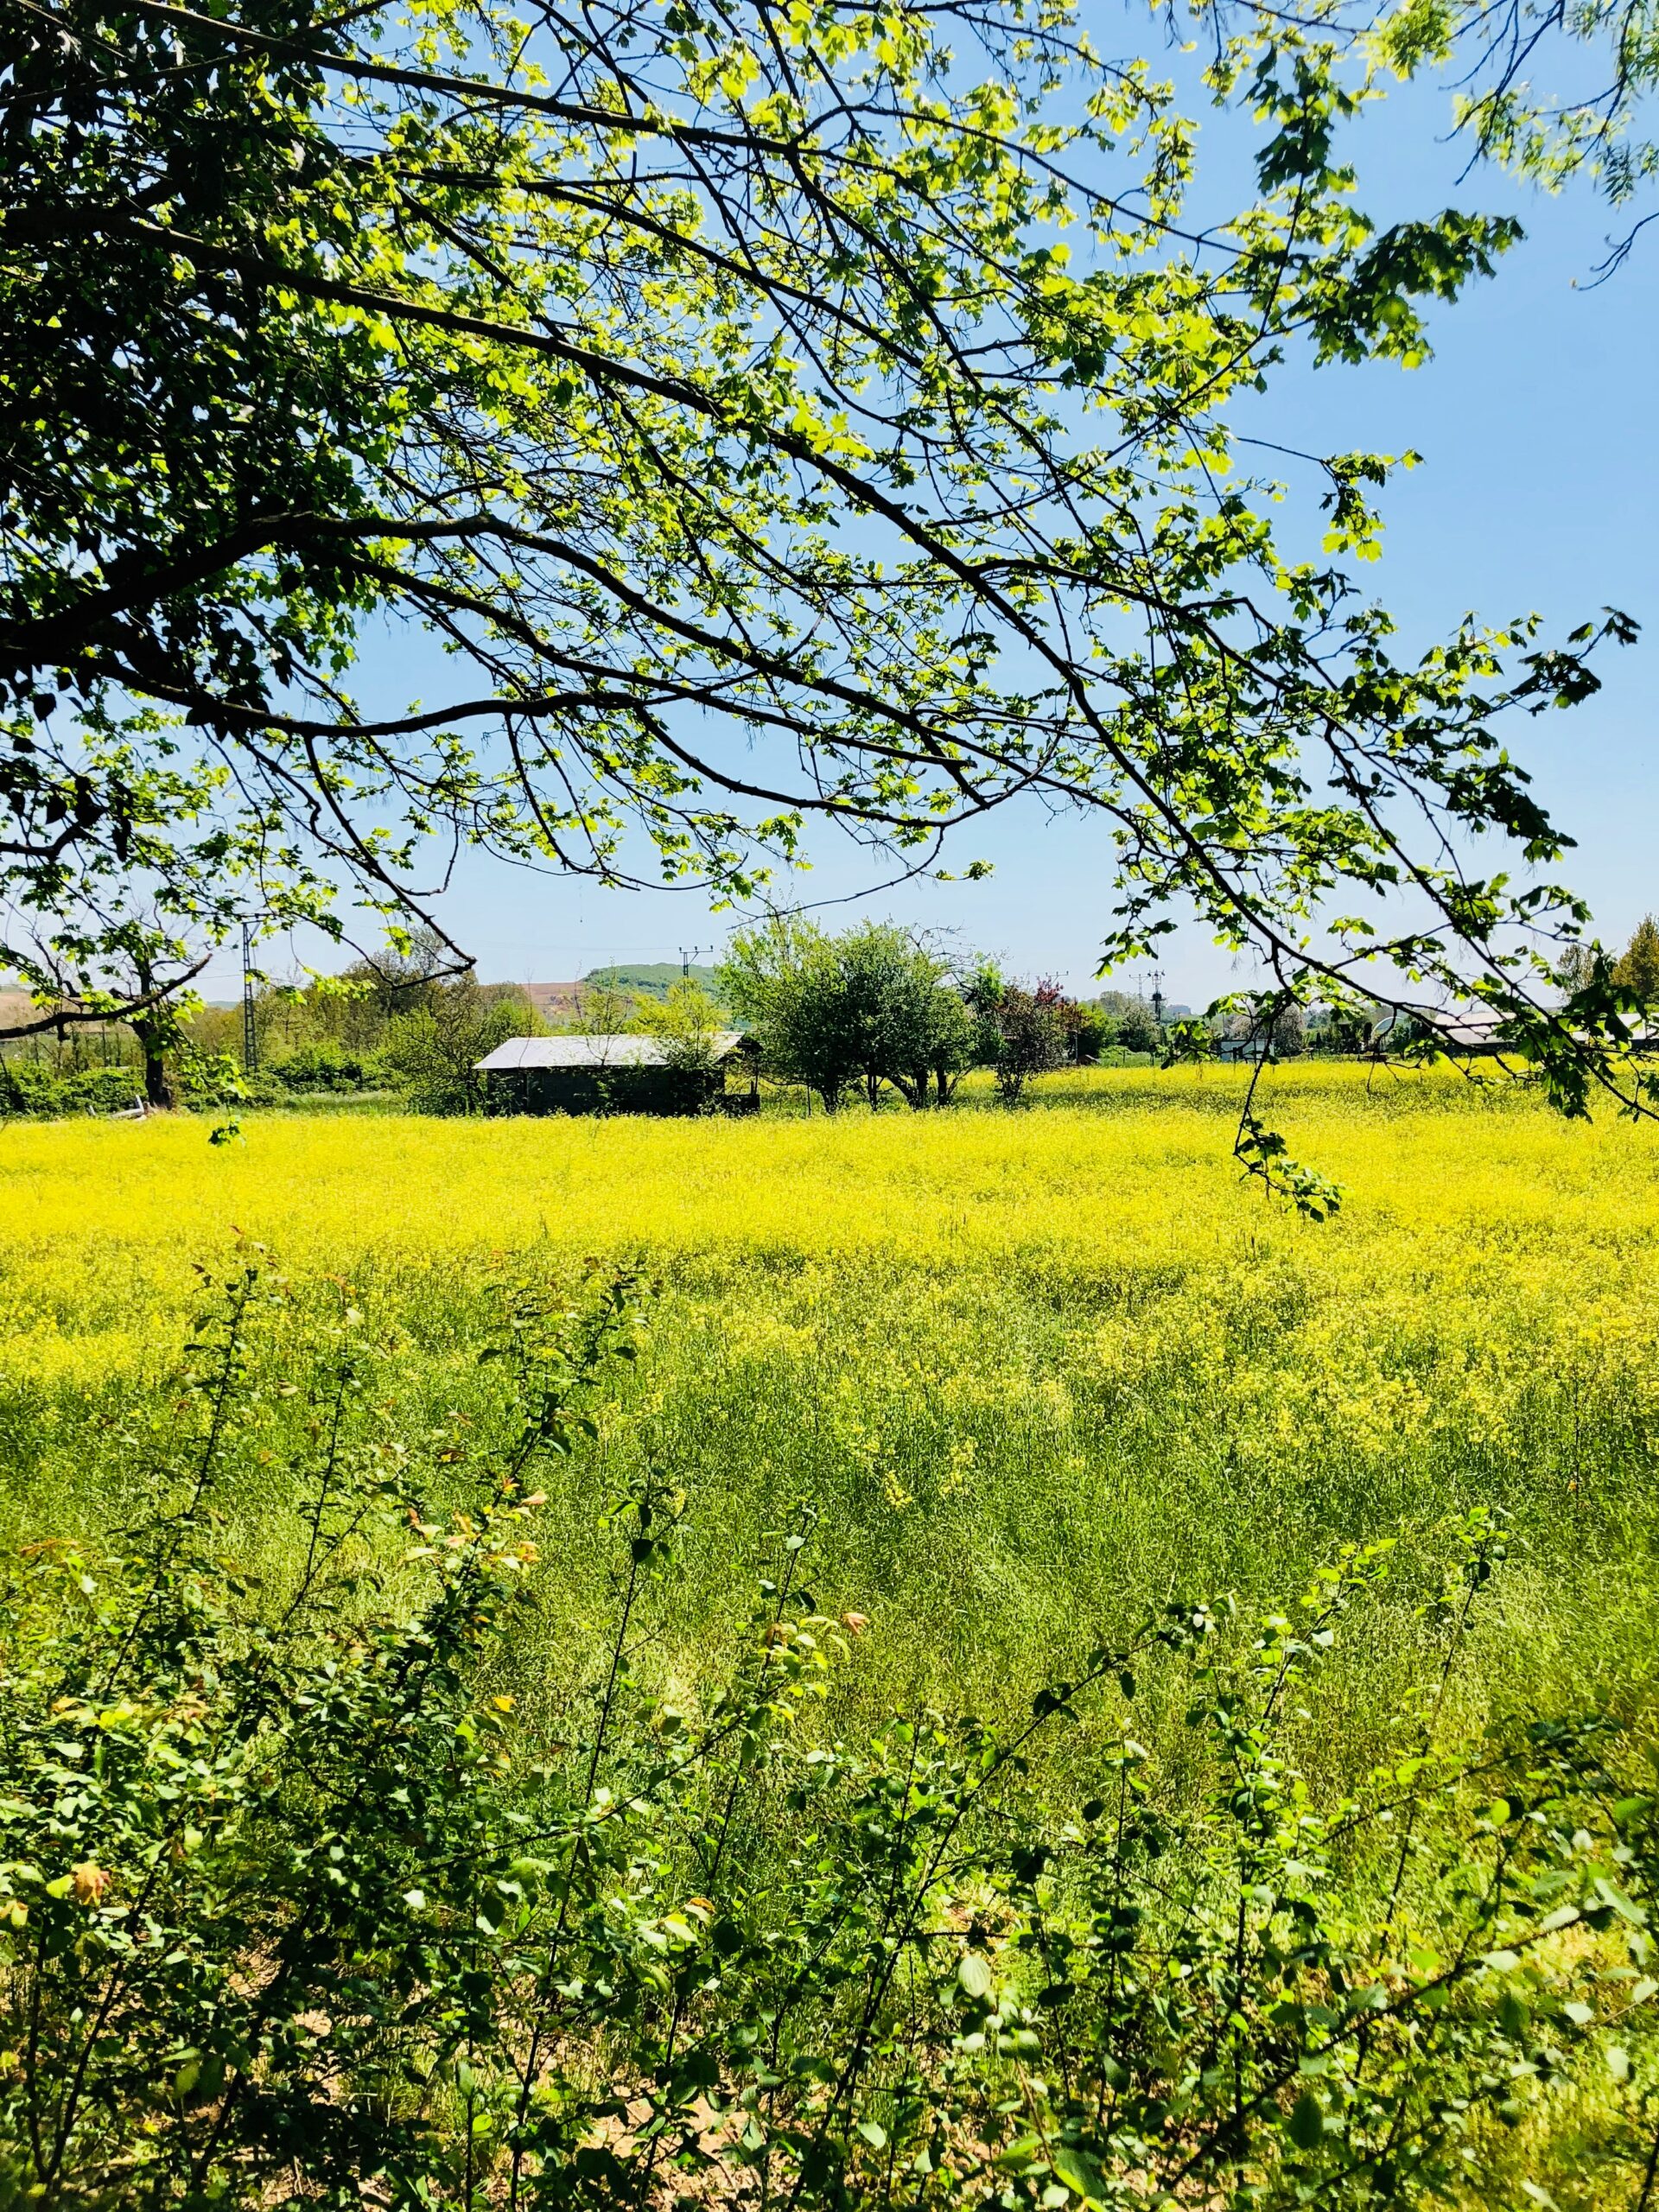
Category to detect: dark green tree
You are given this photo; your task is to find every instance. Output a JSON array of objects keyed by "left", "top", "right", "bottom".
[
  {"left": 720, "top": 919, "right": 863, "bottom": 1112},
  {"left": 1114, "top": 1000, "right": 1162, "bottom": 1058},
  {"left": 381, "top": 976, "right": 536, "bottom": 1113},
  {"left": 835, "top": 925, "right": 976, "bottom": 1109},
  {"left": 1614, "top": 917, "right": 1659, "bottom": 1006}
]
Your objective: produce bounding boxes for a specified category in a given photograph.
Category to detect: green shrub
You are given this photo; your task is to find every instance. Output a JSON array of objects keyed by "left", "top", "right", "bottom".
[
  {"left": 264, "top": 1042, "right": 382, "bottom": 1093},
  {"left": 3, "top": 1269, "right": 1657, "bottom": 2209},
  {"left": 0, "top": 1052, "right": 299, "bottom": 1117},
  {"left": 0, "top": 1060, "right": 144, "bottom": 1117},
  {"left": 384, "top": 982, "right": 530, "bottom": 1113}
]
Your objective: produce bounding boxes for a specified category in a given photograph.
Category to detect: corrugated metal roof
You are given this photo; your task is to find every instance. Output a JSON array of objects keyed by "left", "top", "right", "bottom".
[
  {"left": 474, "top": 1033, "right": 746, "bottom": 1072},
  {"left": 1374, "top": 1007, "right": 1510, "bottom": 1051}
]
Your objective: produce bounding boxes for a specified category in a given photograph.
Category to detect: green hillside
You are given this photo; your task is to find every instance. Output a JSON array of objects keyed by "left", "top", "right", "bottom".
[{"left": 582, "top": 962, "right": 724, "bottom": 1004}]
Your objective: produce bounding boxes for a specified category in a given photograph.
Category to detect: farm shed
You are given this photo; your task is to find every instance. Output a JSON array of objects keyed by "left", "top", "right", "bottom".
[
  {"left": 473, "top": 1033, "right": 757, "bottom": 1116},
  {"left": 1370, "top": 1007, "right": 1513, "bottom": 1058}
]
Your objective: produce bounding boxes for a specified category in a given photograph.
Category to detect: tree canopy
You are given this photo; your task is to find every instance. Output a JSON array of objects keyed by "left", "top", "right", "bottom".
[
  {"left": 1614, "top": 917, "right": 1659, "bottom": 1006},
  {"left": 721, "top": 917, "right": 974, "bottom": 1109},
  {"left": 1192, "top": 0, "right": 1659, "bottom": 264},
  {"left": 3, "top": 0, "right": 1653, "bottom": 1154}
]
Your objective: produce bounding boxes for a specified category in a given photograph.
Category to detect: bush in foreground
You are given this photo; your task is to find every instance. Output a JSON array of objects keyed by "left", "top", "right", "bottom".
[{"left": 3, "top": 1268, "right": 1657, "bottom": 2209}]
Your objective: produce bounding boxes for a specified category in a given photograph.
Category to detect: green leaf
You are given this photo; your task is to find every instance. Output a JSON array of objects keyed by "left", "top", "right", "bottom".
[
  {"left": 957, "top": 1952, "right": 994, "bottom": 1999},
  {"left": 1052, "top": 2144, "right": 1108, "bottom": 2201},
  {"left": 1287, "top": 2091, "right": 1325, "bottom": 2150}
]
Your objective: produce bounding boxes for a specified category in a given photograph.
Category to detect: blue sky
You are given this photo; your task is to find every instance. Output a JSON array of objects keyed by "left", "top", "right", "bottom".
[{"left": 207, "top": 73, "right": 1658, "bottom": 1008}]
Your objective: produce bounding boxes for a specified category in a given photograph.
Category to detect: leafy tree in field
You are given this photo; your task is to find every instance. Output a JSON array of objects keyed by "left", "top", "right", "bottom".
[
  {"left": 721, "top": 919, "right": 972, "bottom": 1109},
  {"left": 1113, "top": 1000, "right": 1162, "bottom": 1058},
  {"left": 339, "top": 929, "right": 456, "bottom": 1023},
  {"left": 836, "top": 924, "right": 977, "bottom": 1109},
  {"left": 1614, "top": 917, "right": 1659, "bottom": 1006},
  {"left": 633, "top": 979, "right": 730, "bottom": 1082},
  {"left": 3, "top": 0, "right": 1652, "bottom": 1171},
  {"left": 382, "top": 977, "right": 537, "bottom": 1112},
  {"left": 720, "top": 919, "right": 858, "bottom": 1110},
  {"left": 971, "top": 974, "right": 1073, "bottom": 1105},
  {"left": 920, "top": 991, "right": 984, "bottom": 1104},
  {"left": 1093, "top": 988, "right": 1164, "bottom": 1058}
]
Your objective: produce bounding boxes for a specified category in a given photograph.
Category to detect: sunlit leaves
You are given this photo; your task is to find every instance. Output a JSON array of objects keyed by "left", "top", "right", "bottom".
[{"left": 1, "top": 0, "right": 1642, "bottom": 1124}]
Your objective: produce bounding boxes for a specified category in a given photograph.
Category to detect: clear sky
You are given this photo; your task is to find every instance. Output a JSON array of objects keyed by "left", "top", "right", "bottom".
[{"left": 203, "top": 73, "right": 1658, "bottom": 1008}]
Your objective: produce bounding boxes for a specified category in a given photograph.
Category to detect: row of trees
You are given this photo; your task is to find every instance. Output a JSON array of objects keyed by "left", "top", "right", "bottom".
[
  {"left": 4, "top": 921, "right": 1144, "bottom": 1115},
  {"left": 14, "top": 911, "right": 1659, "bottom": 1119},
  {"left": 159, "top": 924, "right": 1166, "bottom": 1114},
  {"left": 720, "top": 909, "right": 1659, "bottom": 1117}
]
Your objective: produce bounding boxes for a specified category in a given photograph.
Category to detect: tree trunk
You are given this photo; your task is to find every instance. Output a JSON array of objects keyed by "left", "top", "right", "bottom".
[{"left": 130, "top": 1020, "right": 175, "bottom": 1109}]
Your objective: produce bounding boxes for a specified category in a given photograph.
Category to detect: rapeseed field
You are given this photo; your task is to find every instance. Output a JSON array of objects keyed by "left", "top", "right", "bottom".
[
  {"left": 3, "top": 1061, "right": 1656, "bottom": 1775},
  {"left": 7, "top": 1063, "right": 1659, "bottom": 2209}
]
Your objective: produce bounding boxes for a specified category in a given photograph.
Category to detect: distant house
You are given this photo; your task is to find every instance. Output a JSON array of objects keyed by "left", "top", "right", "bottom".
[{"left": 473, "top": 1033, "right": 756, "bottom": 1116}]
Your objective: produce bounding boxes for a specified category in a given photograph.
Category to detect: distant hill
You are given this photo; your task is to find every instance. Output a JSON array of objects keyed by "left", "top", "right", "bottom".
[
  {"left": 521, "top": 981, "right": 584, "bottom": 1021},
  {"left": 582, "top": 963, "right": 724, "bottom": 1004}
]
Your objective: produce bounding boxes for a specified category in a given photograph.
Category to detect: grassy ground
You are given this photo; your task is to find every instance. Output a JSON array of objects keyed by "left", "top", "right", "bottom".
[{"left": 3, "top": 1060, "right": 1656, "bottom": 1796}]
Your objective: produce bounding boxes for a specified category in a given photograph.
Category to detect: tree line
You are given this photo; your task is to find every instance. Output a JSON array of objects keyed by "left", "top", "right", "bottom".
[{"left": 11, "top": 912, "right": 1659, "bottom": 1121}]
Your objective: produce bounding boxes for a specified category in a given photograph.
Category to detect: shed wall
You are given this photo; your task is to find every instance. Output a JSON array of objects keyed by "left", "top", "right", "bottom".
[{"left": 483, "top": 1064, "right": 727, "bottom": 1116}]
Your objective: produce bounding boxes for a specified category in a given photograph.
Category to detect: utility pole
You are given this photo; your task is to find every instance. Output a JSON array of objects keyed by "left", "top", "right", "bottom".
[
  {"left": 678, "top": 944, "right": 708, "bottom": 980},
  {"left": 1150, "top": 969, "right": 1165, "bottom": 1031},
  {"left": 241, "top": 922, "right": 258, "bottom": 1073}
]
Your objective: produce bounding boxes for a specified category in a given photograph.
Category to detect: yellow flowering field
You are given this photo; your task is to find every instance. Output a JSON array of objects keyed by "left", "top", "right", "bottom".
[{"left": 3, "top": 1061, "right": 1656, "bottom": 1745}]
